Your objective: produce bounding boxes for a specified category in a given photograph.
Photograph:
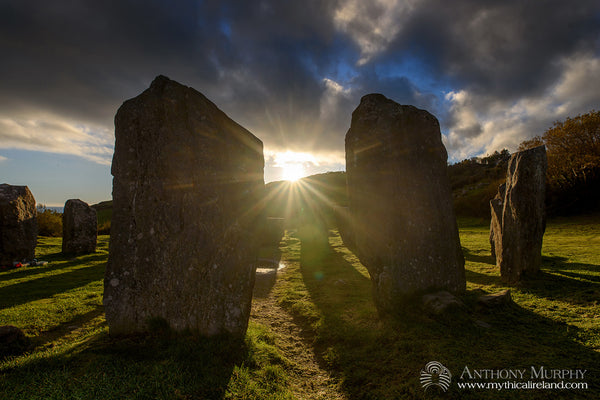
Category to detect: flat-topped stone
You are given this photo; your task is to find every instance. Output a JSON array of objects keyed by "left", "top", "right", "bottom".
[
  {"left": 345, "top": 94, "right": 465, "bottom": 313},
  {"left": 104, "top": 75, "right": 264, "bottom": 336}
]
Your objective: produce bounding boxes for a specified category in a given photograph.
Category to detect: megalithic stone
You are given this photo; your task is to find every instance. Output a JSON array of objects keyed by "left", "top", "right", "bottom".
[
  {"left": 62, "top": 199, "right": 97, "bottom": 255},
  {"left": 104, "top": 75, "right": 264, "bottom": 336},
  {"left": 0, "top": 184, "right": 37, "bottom": 266},
  {"left": 345, "top": 94, "right": 465, "bottom": 313},
  {"left": 496, "top": 145, "right": 547, "bottom": 283},
  {"left": 489, "top": 183, "right": 506, "bottom": 260},
  {"left": 332, "top": 205, "right": 356, "bottom": 253}
]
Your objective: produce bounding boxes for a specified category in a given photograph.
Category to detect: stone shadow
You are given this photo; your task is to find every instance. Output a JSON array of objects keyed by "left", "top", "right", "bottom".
[
  {"left": 296, "top": 231, "right": 600, "bottom": 399},
  {"left": 252, "top": 247, "right": 282, "bottom": 299},
  {"left": 462, "top": 246, "right": 496, "bottom": 266},
  {"left": 29, "top": 305, "right": 106, "bottom": 350},
  {"left": 517, "top": 269, "right": 600, "bottom": 306},
  {"left": 0, "top": 262, "right": 105, "bottom": 309},
  {"left": 464, "top": 269, "right": 503, "bottom": 287},
  {"left": 0, "top": 253, "right": 106, "bottom": 283},
  {"left": 2, "top": 327, "right": 246, "bottom": 399},
  {"left": 463, "top": 250, "right": 599, "bottom": 306}
]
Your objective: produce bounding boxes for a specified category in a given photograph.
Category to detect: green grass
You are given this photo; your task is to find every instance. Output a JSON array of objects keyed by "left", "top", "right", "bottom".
[
  {"left": 1, "top": 216, "right": 599, "bottom": 399},
  {"left": 0, "top": 236, "right": 293, "bottom": 400},
  {"left": 274, "top": 217, "right": 600, "bottom": 399}
]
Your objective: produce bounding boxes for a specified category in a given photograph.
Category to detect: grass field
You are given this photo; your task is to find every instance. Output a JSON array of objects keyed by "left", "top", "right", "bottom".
[{"left": 1, "top": 215, "right": 599, "bottom": 399}]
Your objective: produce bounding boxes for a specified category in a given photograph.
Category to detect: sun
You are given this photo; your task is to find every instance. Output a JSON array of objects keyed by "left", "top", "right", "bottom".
[
  {"left": 271, "top": 150, "right": 315, "bottom": 182},
  {"left": 281, "top": 163, "right": 305, "bottom": 182}
]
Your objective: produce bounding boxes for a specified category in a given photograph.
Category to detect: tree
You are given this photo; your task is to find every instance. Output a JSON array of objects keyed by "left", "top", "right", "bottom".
[
  {"left": 520, "top": 110, "right": 600, "bottom": 213},
  {"left": 37, "top": 205, "right": 63, "bottom": 237}
]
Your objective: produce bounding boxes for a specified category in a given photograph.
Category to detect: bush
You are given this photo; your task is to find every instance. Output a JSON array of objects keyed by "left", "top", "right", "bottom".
[
  {"left": 36, "top": 205, "right": 62, "bottom": 237},
  {"left": 97, "top": 220, "right": 111, "bottom": 235}
]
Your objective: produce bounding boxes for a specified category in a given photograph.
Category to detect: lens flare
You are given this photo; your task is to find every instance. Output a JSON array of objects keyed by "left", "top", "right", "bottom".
[{"left": 281, "top": 163, "right": 305, "bottom": 182}]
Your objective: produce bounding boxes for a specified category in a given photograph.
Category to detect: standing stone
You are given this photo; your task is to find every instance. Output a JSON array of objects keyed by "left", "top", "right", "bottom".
[
  {"left": 489, "top": 183, "right": 506, "bottom": 259},
  {"left": 62, "top": 199, "right": 97, "bottom": 255},
  {"left": 494, "top": 146, "right": 547, "bottom": 283},
  {"left": 260, "top": 217, "right": 285, "bottom": 247},
  {"left": 345, "top": 94, "right": 465, "bottom": 313},
  {"left": 104, "top": 75, "right": 264, "bottom": 336},
  {"left": 333, "top": 205, "right": 356, "bottom": 252},
  {"left": 0, "top": 184, "right": 37, "bottom": 266}
]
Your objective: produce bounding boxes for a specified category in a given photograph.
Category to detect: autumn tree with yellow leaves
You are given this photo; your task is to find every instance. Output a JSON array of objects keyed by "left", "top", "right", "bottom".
[{"left": 520, "top": 110, "right": 600, "bottom": 214}]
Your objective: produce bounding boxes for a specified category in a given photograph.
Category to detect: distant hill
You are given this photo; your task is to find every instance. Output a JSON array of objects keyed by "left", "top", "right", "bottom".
[
  {"left": 447, "top": 150, "right": 511, "bottom": 219},
  {"left": 264, "top": 171, "right": 347, "bottom": 227},
  {"left": 92, "top": 200, "right": 113, "bottom": 234},
  {"left": 90, "top": 157, "right": 515, "bottom": 233}
]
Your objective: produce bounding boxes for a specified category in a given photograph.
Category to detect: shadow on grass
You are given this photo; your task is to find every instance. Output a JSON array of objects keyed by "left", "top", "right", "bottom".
[
  {"left": 1, "top": 329, "right": 247, "bottom": 400},
  {"left": 31, "top": 305, "right": 106, "bottom": 349},
  {"left": 462, "top": 246, "right": 495, "bottom": 266},
  {"left": 0, "top": 261, "right": 105, "bottom": 309},
  {"left": 517, "top": 270, "right": 600, "bottom": 307},
  {"left": 296, "top": 232, "right": 600, "bottom": 400},
  {"left": 463, "top": 252, "right": 600, "bottom": 306},
  {"left": 465, "top": 269, "right": 503, "bottom": 287},
  {"left": 543, "top": 255, "right": 600, "bottom": 275},
  {"left": 0, "top": 253, "right": 107, "bottom": 283}
]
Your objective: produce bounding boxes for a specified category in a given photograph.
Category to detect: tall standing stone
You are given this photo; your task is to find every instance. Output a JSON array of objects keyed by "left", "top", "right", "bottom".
[
  {"left": 345, "top": 94, "right": 465, "bottom": 313},
  {"left": 104, "top": 76, "right": 264, "bottom": 336},
  {"left": 493, "top": 146, "right": 547, "bottom": 283},
  {"left": 62, "top": 199, "right": 97, "bottom": 255},
  {"left": 333, "top": 205, "right": 356, "bottom": 252},
  {"left": 489, "top": 183, "right": 506, "bottom": 259},
  {"left": 0, "top": 184, "right": 37, "bottom": 266}
]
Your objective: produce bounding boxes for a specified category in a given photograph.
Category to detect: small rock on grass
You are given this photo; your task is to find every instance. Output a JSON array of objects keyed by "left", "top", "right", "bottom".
[
  {"left": 477, "top": 289, "right": 512, "bottom": 307},
  {"left": 0, "top": 325, "right": 30, "bottom": 357},
  {"left": 422, "top": 291, "right": 465, "bottom": 315}
]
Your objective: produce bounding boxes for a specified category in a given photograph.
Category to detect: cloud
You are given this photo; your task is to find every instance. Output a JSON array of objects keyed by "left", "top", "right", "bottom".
[
  {"left": 0, "top": 112, "right": 113, "bottom": 165},
  {"left": 333, "top": 0, "right": 419, "bottom": 65},
  {"left": 0, "top": 0, "right": 599, "bottom": 170},
  {"left": 389, "top": 0, "right": 600, "bottom": 97},
  {"left": 444, "top": 52, "right": 600, "bottom": 161},
  {"left": 264, "top": 148, "right": 345, "bottom": 182}
]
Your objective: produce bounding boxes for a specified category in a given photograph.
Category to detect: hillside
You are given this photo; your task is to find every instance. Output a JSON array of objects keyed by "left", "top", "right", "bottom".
[
  {"left": 90, "top": 163, "right": 507, "bottom": 230},
  {"left": 447, "top": 150, "right": 511, "bottom": 218},
  {"left": 91, "top": 144, "right": 597, "bottom": 228}
]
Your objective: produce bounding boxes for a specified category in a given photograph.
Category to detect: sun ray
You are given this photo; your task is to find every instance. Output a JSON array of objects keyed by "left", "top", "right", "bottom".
[{"left": 281, "top": 163, "right": 305, "bottom": 182}]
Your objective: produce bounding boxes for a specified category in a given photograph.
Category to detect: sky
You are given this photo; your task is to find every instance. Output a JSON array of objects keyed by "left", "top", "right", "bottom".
[{"left": 1, "top": 0, "right": 599, "bottom": 206}]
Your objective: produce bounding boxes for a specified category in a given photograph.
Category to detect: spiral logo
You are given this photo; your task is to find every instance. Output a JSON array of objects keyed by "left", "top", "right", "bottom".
[{"left": 420, "top": 361, "right": 452, "bottom": 392}]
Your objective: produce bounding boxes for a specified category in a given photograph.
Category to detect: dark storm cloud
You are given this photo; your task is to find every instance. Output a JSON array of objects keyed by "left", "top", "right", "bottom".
[
  {"left": 0, "top": 0, "right": 221, "bottom": 124},
  {"left": 0, "top": 0, "right": 358, "bottom": 155},
  {"left": 1, "top": 0, "right": 599, "bottom": 165},
  {"left": 386, "top": 0, "right": 600, "bottom": 98},
  {"left": 369, "top": 0, "right": 600, "bottom": 157}
]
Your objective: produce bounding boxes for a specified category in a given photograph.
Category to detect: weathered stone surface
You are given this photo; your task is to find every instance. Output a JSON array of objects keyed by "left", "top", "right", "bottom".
[
  {"left": 0, "top": 184, "right": 37, "bottom": 266},
  {"left": 104, "top": 75, "right": 264, "bottom": 336},
  {"left": 489, "top": 183, "right": 506, "bottom": 259},
  {"left": 494, "top": 146, "right": 547, "bottom": 283},
  {"left": 333, "top": 205, "right": 356, "bottom": 252},
  {"left": 62, "top": 199, "right": 97, "bottom": 255},
  {"left": 345, "top": 94, "right": 465, "bottom": 313},
  {"left": 260, "top": 217, "right": 285, "bottom": 247}
]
